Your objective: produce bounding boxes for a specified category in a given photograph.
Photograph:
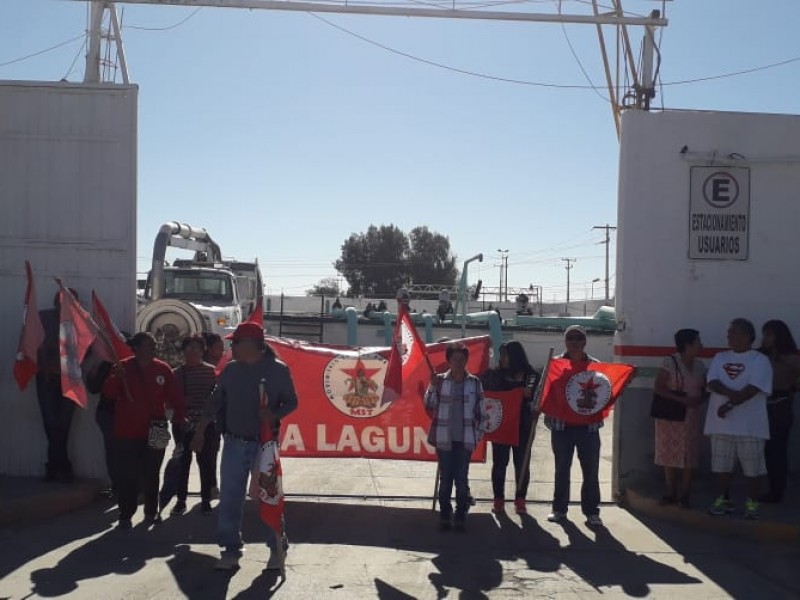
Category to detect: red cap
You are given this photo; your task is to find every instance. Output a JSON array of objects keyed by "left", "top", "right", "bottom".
[{"left": 225, "top": 321, "right": 264, "bottom": 341}]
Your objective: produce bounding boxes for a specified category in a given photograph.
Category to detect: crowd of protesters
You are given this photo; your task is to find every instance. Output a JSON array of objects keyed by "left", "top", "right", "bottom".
[{"left": 31, "top": 306, "right": 799, "bottom": 570}]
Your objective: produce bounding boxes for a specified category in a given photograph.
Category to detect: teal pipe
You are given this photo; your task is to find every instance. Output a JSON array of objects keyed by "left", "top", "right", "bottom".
[
  {"left": 345, "top": 307, "right": 358, "bottom": 346},
  {"left": 383, "top": 311, "right": 393, "bottom": 346},
  {"left": 487, "top": 311, "right": 503, "bottom": 366},
  {"left": 421, "top": 313, "right": 434, "bottom": 343}
]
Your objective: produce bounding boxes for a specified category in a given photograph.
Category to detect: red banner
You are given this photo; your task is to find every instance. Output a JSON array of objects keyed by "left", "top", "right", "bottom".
[
  {"left": 539, "top": 359, "right": 635, "bottom": 425},
  {"left": 483, "top": 388, "right": 524, "bottom": 446},
  {"left": 91, "top": 291, "right": 134, "bottom": 362},
  {"left": 270, "top": 335, "right": 491, "bottom": 461}
]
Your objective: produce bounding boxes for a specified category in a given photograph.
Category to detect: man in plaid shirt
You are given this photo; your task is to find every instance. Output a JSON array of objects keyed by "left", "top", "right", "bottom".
[{"left": 425, "top": 342, "right": 489, "bottom": 532}]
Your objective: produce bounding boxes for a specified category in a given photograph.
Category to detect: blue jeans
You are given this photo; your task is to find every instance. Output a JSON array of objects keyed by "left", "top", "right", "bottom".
[
  {"left": 551, "top": 426, "right": 601, "bottom": 516},
  {"left": 437, "top": 441, "right": 471, "bottom": 520},
  {"left": 218, "top": 435, "right": 280, "bottom": 558}
]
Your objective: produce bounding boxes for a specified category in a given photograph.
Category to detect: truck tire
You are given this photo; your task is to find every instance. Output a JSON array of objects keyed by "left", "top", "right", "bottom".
[{"left": 136, "top": 299, "right": 206, "bottom": 367}]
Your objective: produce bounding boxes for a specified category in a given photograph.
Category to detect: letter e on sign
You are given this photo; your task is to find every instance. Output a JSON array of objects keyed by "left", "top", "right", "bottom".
[{"left": 703, "top": 172, "right": 739, "bottom": 209}]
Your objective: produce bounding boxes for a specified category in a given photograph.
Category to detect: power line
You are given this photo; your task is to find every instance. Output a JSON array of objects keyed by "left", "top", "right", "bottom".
[
  {"left": 308, "top": 11, "right": 800, "bottom": 90},
  {"left": 0, "top": 33, "right": 85, "bottom": 69}
]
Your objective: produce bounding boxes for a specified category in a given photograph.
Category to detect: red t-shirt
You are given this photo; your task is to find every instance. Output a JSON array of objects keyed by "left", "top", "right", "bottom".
[{"left": 102, "top": 357, "right": 184, "bottom": 440}]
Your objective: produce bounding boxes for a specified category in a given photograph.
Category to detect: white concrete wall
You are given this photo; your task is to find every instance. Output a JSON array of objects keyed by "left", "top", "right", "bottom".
[
  {"left": 0, "top": 81, "right": 137, "bottom": 478},
  {"left": 614, "top": 109, "right": 800, "bottom": 488}
]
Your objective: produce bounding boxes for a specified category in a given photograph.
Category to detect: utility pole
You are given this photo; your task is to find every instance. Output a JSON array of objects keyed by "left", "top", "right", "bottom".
[
  {"left": 593, "top": 224, "right": 617, "bottom": 301},
  {"left": 562, "top": 258, "right": 576, "bottom": 310},
  {"left": 497, "top": 249, "right": 508, "bottom": 303}
]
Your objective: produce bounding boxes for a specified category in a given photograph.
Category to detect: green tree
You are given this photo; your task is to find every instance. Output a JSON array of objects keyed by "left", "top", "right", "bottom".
[
  {"left": 306, "top": 277, "right": 341, "bottom": 297},
  {"left": 334, "top": 224, "right": 457, "bottom": 296},
  {"left": 407, "top": 226, "right": 458, "bottom": 288}
]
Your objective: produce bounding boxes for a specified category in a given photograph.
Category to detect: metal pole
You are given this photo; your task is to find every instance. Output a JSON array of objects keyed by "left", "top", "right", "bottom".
[
  {"left": 108, "top": 3, "right": 130, "bottom": 84},
  {"left": 593, "top": 224, "right": 617, "bottom": 301},
  {"left": 85, "top": 1, "right": 104, "bottom": 83}
]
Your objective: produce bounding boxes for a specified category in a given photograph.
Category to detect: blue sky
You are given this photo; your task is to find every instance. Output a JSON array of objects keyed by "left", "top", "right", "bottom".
[{"left": 2, "top": 1, "right": 798, "bottom": 300}]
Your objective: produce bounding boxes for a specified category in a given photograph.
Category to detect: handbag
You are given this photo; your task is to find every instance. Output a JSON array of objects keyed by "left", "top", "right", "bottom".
[
  {"left": 148, "top": 419, "right": 171, "bottom": 449},
  {"left": 650, "top": 355, "right": 687, "bottom": 422}
]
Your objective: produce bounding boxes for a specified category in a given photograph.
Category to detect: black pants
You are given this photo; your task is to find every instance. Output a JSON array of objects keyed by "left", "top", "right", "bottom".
[
  {"left": 765, "top": 399, "right": 794, "bottom": 501},
  {"left": 551, "top": 426, "right": 601, "bottom": 516},
  {"left": 491, "top": 411, "right": 537, "bottom": 500},
  {"left": 175, "top": 424, "right": 218, "bottom": 503},
  {"left": 114, "top": 438, "right": 166, "bottom": 521},
  {"left": 95, "top": 404, "right": 117, "bottom": 492},
  {"left": 35, "top": 374, "right": 75, "bottom": 479}
]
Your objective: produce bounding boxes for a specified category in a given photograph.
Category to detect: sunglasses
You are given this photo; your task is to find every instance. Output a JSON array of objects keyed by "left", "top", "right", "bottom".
[{"left": 565, "top": 334, "right": 585, "bottom": 341}]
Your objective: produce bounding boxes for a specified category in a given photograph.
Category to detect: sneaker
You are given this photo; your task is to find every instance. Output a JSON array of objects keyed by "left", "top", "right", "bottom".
[
  {"left": 708, "top": 496, "right": 734, "bottom": 516},
  {"left": 438, "top": 517, "right": 451, "bottom": 532},
  {"left": 492, "top": 498, "right": 505, "bottom": 514},
  {"left": 547, "top": 511, "right": 566, "bottom": 523},
  {"left": 585, "top": 514, "right": 603, "bottom": 527},
  {"left": 744, "top": 498, "right": 759, "bottom": 520},
  {"left": 266, "top": 553, "right": 283, "bottom": 572},
  {"left": 214, "top": 556, "right": 240, "bottom": 571},
  {"left": 201, "top": 501, "right": 214, "bottom": 516},
  {"left": 514, "top": 499, "right": 527, "bottom": 515},
  {"left": 116, "top": 519, "right": 132, "bottom": 531},
  {"left": 211, "top": 486, "right": 220, "bottom": 500},
  {"left": 171, "top": 501, "right": 187, "bottom": 516}
]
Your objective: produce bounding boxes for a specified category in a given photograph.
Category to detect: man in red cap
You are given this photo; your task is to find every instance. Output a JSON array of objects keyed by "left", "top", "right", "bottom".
[{"left": 192, "top": 321, "right": 298, "bottom": 572}]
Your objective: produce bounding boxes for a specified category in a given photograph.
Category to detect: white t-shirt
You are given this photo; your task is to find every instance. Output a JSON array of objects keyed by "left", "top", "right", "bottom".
[{"left": 704, "top": 349, "right": 772, "bottom": 439}]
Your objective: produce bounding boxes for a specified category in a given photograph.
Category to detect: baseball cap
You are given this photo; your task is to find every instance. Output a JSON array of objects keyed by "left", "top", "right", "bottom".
[
  {"left": 564, "top": 325, "right": 587, "bottom": 339},
  {"left": 225, "top": 321, "right": 264, "bottom": 341}
]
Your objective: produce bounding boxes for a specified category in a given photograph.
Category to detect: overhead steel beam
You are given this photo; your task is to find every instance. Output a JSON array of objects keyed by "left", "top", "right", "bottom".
[{"left": 71, "top": 0, "right": 668, "bottom": 26}]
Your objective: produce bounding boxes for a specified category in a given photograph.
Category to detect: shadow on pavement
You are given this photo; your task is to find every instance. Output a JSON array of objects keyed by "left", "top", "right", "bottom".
[
  {"left": 627, "top": 511, "right": 800, "bottom": 598},
  {"left": 0, "top": 498, "right": 117, "bottom": 581},
  {"left": 283, "top": 501, "right": 700, "bottom": 598}
]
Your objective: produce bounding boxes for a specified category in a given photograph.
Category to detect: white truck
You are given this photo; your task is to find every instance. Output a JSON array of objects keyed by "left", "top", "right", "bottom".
[{"left": 136, "top": 222, "right": 263, "bottom": 364}]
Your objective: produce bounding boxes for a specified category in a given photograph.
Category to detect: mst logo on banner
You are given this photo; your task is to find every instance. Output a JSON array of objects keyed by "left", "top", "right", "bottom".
[
  {"left": 269, "top": 335, "right": 491, "bottom": 461},
  {"left": 689, "top": 167, "right": 750, "bottom": 260}
]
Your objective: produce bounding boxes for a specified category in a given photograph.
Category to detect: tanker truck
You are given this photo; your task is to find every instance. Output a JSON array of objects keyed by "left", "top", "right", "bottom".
[{"left": 136, "top": 222, "right": 263, "bottom": 365}]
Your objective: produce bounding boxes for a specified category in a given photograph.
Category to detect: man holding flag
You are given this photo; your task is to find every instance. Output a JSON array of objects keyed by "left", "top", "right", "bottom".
[
  {"left": 192, "top": 321, "right": 298, "bottom": 572},
  {"left": 539, "top": 325, "right": 634, "bottom": 527}
]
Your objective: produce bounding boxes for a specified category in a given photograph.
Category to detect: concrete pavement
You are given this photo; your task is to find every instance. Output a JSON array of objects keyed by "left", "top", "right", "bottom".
[{"left": 2, "top": 417, "right": 800, "bottom": 598}]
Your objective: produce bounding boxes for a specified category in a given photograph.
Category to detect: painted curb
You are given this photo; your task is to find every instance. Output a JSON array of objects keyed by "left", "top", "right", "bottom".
[{"left": 622, "top": 487, "right": 800, "bottom": 544}]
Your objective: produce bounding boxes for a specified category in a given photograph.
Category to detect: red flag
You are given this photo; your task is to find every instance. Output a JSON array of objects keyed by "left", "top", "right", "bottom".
[
  {"left": 381, "top": 306, "right": 430, "bottom": 406},
  {"left": 251, "top": 381, "right": 284, "bottom": 539},
  {"left": 483, "top": 388, "right": 524, "bottom": 446},
  {"left": 13, "top": 261, "right": 45, "bottom": 391},
  {"left": 539, "top": 359, "right": 635, "bottom": 425},
  {"left": 58, "top": 284, "right": 97, "bottom": 408},
  {"left": 91, "top": 291, "right": 134, "bottom": 362},
  {"left": 247, "top": 297, "right": 264, "bottom": 326}
]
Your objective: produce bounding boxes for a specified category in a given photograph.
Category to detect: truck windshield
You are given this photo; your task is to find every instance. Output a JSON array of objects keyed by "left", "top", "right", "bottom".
[{"left": 162, "top": 270, "right": 234, "bottom": 303}]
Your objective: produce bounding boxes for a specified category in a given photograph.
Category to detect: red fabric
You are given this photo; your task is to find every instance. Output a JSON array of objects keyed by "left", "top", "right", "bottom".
[
  {"left": 58, "top": 286, "right": 96, "bottom": 408},
  {"left": 253, "top": 384, "right": 284, "bottom": 535},
  {"left": 102, "top": 357, "right": 184, "bottom": 439},
  {"left": 483, "top": 388, "right": 524, "bottom": 446},
  {"left": 91, "top": 291, "right": 134, "bottom": 362},
  {"left": 268, "top": 335, "right": 491, "bottom": 461},
  {"left": 381, "top": 306, "right": 429, "bottom": 406},
  {"left": 247, "top": 297, "right": 264, "bottom": 326},
  {"left": 13, "top": 261, "right": 45, "bottom": 391},
  {"left": 539, "top": 359, "right": 636, "bottom": 425}
]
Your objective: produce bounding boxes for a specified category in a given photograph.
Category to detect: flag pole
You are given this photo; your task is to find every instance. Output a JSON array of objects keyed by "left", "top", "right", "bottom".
[{"left": 516, "top": 347, "right": 554, "bottom": 497}]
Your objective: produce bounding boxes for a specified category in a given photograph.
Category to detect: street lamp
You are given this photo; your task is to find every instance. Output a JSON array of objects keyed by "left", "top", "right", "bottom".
[{"left": 591, "top": 277, "right": 601, "bottom": 300}]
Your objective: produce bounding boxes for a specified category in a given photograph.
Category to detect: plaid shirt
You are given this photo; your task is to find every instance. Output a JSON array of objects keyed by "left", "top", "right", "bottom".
[
  {"left": 543, "top": 352, "right": 604, "bottom": 432},
  {"left": 424, "top": 371, "right": 488, "bottom": 451}
]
